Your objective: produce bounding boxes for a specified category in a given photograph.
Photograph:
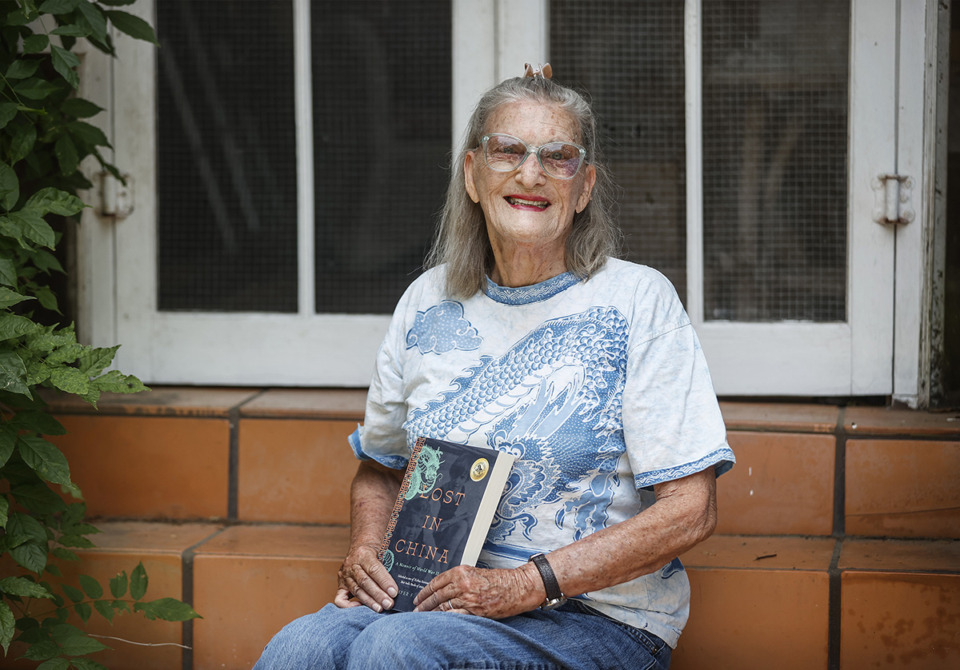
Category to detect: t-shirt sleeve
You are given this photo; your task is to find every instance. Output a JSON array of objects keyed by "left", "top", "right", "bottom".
[
  {"left": 622, "top": 278, "right": 734, "bottom": 489},
  {"left": 347, "top": 284, "right": 418, "bottom": 471}
]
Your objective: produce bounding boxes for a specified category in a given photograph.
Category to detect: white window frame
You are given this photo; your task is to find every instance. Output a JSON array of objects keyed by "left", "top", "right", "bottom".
[{"left": 76, "top": 0, "right": 931, "bottom": 399}]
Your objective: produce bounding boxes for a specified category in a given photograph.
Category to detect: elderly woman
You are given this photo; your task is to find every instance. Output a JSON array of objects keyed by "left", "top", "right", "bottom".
[{"left": 255, "top": 66, "right": 734, "bottom": 670}]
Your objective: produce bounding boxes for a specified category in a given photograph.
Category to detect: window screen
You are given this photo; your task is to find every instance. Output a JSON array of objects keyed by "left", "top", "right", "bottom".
[
  {"left": 312, "top": 1, "right": 451, "bottom": 314},
  {"left": 157, "top": 0, "right": 298, "bottom": 312},
  {"left": 551, "top": 1, "right": 688, "bottom": 301},
  {"left": 702, "top": 0, "right": 849, "bottom": 322}
]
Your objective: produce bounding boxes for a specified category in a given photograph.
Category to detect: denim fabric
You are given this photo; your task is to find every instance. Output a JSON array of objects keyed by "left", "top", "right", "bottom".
[{"left": 253, "top": 601, "right": 672, "bottom": 670}]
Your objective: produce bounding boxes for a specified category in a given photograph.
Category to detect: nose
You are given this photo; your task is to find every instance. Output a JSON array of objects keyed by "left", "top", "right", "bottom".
[{"left": 514, "top": 151, "right": 547, "bottom": 187}]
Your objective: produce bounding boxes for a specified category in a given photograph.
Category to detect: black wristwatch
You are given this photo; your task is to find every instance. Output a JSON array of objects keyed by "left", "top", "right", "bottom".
[{"left": 529, "top": 553, "right": 567, "bottom": 611}]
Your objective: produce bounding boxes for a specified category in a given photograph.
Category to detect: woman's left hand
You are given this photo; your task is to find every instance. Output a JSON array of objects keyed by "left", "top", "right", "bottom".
[{"left": 413, "top": 564, "right": 543, "bottom": 619}]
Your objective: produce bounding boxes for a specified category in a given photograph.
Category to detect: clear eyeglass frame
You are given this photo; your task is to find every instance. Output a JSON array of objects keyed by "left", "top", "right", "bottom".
[{"left": 480, "top": 133, "right": 587, "bottom": 180}]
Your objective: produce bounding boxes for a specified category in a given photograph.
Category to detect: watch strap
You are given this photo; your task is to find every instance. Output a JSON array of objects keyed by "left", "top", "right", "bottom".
[{"left": 529, "top": 553, "right": 565, "bottom": 608}]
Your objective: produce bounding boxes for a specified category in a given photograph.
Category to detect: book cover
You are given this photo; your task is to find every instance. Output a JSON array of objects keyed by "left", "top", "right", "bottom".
[{"left": 378, "top": 436, "right": 517, "bottom": 612}]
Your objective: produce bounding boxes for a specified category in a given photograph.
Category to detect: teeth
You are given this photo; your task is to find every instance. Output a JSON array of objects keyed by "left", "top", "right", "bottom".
[{"left": 507, "top": 197, "right": 548, "bottom": 208}]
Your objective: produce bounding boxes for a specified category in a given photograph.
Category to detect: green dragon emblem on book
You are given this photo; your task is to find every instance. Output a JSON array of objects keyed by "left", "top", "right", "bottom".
[{"left": 404, "top": 444, "right": 444, "bottom": 500}]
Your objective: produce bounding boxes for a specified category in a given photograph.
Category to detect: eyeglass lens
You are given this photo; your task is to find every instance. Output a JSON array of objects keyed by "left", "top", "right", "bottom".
[{"left": 483, "top": 134, "right": 584, "bottom": 179}]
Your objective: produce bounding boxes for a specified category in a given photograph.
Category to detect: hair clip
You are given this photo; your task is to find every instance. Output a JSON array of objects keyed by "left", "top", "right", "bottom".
[{"left": 523, "top": 63, "right": 553, "bottom": 80}]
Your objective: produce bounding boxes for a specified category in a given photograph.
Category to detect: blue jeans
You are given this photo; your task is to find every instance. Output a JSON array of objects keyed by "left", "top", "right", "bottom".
[{"left": 253, "top": 600, "right": 671, "bottom": 670}]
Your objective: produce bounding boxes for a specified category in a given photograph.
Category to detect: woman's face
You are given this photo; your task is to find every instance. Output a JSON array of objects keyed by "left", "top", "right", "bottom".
[{"left": 464, "top": 101, "right": 596, "bottom": 271}]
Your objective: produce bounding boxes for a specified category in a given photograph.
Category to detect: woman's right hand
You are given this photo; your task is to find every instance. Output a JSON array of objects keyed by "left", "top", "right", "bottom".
[{"left": 334, "top": 542, "right": 398, "bottom": 612}]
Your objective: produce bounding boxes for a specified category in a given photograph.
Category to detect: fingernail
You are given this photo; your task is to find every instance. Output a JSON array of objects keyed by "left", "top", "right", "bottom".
[
  {"left": 388, "top": 586, "right": 397, "bottom": 597},
  {"left": 373, "top": 603, "right": 382, "bottom": 613},
  {"left": 382, "top": 599, "right": 392, "bottom": 611}
]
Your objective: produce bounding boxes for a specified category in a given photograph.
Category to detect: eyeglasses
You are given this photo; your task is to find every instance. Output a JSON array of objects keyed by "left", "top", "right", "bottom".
[{"left": 479, "top": 133, "right": 586, "bottom": 180}]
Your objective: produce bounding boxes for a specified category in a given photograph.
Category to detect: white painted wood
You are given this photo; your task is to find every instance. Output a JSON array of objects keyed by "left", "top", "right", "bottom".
[
  {"left": 453, "top": 0, "right": 496, "bottom": 149},
  {"left": 698, "top": 323, "right": 853, "bottom": 396},
  {"left": 686, "top": 0, "right": 898, "bottom": 396},
  {"left": 684, "top": 0, "right": 704, "bottom": 323},
  {"left": 102, "top": 0, "right": 392, "bottom": 386},
  {"left": 81, "top": 0, "right": 913, "bottom": 393},
  {"left": 293, "top": 0, "right": 315, "bottom": 316},
  {"left": 892, "top": 0, "right": 932, "bottom": 404},
  {"left": 847, "top": 0, "right": 898, "bottom": 394},
  {"left": 496, "top": 0, "right": 548, "bottom": 82},
  {"left": 75, "top": 43, "right": 116, "bottom": 348}
]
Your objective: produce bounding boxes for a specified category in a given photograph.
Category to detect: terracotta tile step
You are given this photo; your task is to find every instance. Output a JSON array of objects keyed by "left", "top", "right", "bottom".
[{"left": 7, "top": 524, "right": 956, "bottom": 670}]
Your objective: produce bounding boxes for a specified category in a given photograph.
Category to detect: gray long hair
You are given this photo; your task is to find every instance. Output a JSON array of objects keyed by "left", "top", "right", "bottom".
[{"left": 425, "top": 75, "right": 620, "bottom": 298}]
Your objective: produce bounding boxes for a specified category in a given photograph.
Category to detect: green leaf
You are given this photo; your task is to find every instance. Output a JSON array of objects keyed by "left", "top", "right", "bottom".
[
  {"left": 129, "top": 562, "right": 147, "bottom": 600},
  {"left": 50, "top": 45, "right": 81, "bottom": 89},
  {"left": 112, "top": 599, "right": 130, "bottom": 613},
  {"left": 58, "top": 534, "right": 95, "bottom": 549},
  {"left": 0, "top": 496, "right": 8, "bottom": 527},
  {"left": 0, "top": 600, "right": 14, "bottom": 655},
  {"left": 21, "top": 639, "right": 59, "bottom": 660},
  {"left": 0, "top": 313, "right": 36, "bottom": 340},
  {"left": 109, "top": 571, "right": 127, "bottom": 598},
  {"left": 33, "top": 249, "right": 65, "bottom": 274},
  {"left": 39, "top": 0, "right": 81, "bottom": 13},
  {"left": 48, "top": 365, "right": 89, "bottom": 395},
  {"left": 0, "top": 286, "right": 32, "bottom": 309},
  {"left": 7, "top": 511, "right": 48, "bottom": 543},
  {"left": 104, "top": 9, "right": 157, "bottom": 45},
  {"left": 46, "top": 563, "right": 62, "bottom": 577},
  {"left": 22, "top": 33, "right": 49, "bottom": 53},
  {"left": 52, "top": 546, "right": 78, "bottom": 562},
  {"left": 62, "top": 583, "right": 84, "bottom": 603},
  {"left": 36, "top": 658, "right": 70, "bottom": 670},
  {"left": 74, "top": 601, "right": 92, "bottom": 622},
  {"left": 77, "top": 574, "right": 103, "bottom": 599},
  {"left": 0, "top": 575, "right": 53, "bottom": 598},
  {"left": 14, "top": 77, "right": 60, "bottom": 101},
  {"left": 75, "top": 1, "right": 107, "bottom": 44},
  {"left": 0, "top": 350, "right": 30, "bottom": 396},
  {"left": 11, "top": 540, "right": 47, "bottom": 573},
  {"left": 50, "top": 622, "right": 109, "bottom": 656},
  {"left": 134, "top": 597, "right": 200, "bottom": 622},
  {"left": 1, "top": 210, "right": 55, "bottom": 248},
  {"left": 54, "top": 133, "right": 80, "bottom": 176},
  {"left": 13, "top": 410, "right": 67, "bottom": 435},
  {"left": 0, "top": 161, "right": 19, "bottom": 210},
  {"left": 18, "top": 434, "right": 72, "bottom": 487},
  {"left": 77, "top": 345, "right": 117, "bottom": 376},
  {"left": 71, "top": 659, "right": 108, "bottom": 670},
  {"left": 25, "top": 187, "right": 85, "bottom": 217},
  {"left": 67, "top": 120, "right": 109, "bottom": 148},
  {"left": 35, "top": 285, "right": 60, "bottom": 313},
  {"left": 0, "top": 258, "right": 15, "bottom": 285},
  {"left": 11, "top": 481, "right": 67, "bottom": 515},
  {"left": 6, "top": 59, "right": 40, "bottom": 80},
  {"left": 93, "top": 599, "right": 114, "bottom": 622},
  {"left": 90, "top": 369, "right": 146, "bottom": 395},
  {"left": 0, "top": 102, "right": 18, "bottom": 131},
  {"left": 51, "top": 23, "right": 91, "bottom": 38},
  {"left": 60, "top": 97, "right": 103, "bottom": 119}
]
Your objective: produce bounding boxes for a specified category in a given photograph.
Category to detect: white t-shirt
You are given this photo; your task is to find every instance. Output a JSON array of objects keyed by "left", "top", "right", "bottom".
[{"left": 349, "top": 258, "right": 734, "bottom": 647}]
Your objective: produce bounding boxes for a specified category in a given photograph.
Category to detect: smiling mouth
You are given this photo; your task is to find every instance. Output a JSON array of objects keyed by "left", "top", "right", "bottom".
[{"left": 505, "top": 196, "right": 550, "bottom": 209}]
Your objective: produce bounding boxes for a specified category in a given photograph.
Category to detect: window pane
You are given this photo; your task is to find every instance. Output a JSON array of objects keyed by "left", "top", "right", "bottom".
[
  {"left": 702, "top": 0, "right": 849, "bottom": 321},
  {"left": 551, "top": 1, "right": 687, "bottom": 301},
  {"left": 157, "top": 0, "right": 298, "bottom": 312},
  {"left": 312, "top": 1, "right": 451, "bottom": 314}
]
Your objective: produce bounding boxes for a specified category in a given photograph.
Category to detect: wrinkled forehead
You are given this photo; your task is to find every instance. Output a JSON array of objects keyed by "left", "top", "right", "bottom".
[{"left": 483, "top": 100, "right": 581, "bottom": 144}]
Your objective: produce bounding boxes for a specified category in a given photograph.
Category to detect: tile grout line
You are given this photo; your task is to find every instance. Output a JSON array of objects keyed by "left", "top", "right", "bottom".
[
  {"left": 827, "top": 407, "right": 846, "bottom": 670},
  {"left": 227, "top": 390, "right": 270, "bottom": 521},
  {"left": 181, "top": 527, "right": 229, "bottom": 670}
]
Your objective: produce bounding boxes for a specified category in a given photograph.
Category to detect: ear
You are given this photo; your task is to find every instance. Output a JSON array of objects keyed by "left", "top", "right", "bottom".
[
  {"left": 464, "top": 150, "right": 480, "bottom": 204},
  {"left": 576, "top": 164, "right": 597, "bottom": 213}
]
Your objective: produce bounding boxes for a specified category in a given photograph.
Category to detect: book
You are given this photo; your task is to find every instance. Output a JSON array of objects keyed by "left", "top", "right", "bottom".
[{"left": 378, "top": 436, "right": 517, "bottom": 611}]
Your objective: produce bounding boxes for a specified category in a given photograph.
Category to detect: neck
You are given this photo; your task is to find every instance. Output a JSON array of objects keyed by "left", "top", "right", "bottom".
[{"left": 489, "top": 251, "right": 567, "bottom": 288}]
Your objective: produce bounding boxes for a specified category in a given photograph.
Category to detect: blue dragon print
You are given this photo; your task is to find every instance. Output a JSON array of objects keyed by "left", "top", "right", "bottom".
[{"left": 404, "top": 306, "right": 630, "bottom": 551}]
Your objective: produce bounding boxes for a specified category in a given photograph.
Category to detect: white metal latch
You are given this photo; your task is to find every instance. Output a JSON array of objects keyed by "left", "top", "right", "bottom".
[
  {"left": 871, "top": 173, "right": 914, "bottom": 225},
  {"left": 99, "top": 172, "right": 134, "bottom": 219}
]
